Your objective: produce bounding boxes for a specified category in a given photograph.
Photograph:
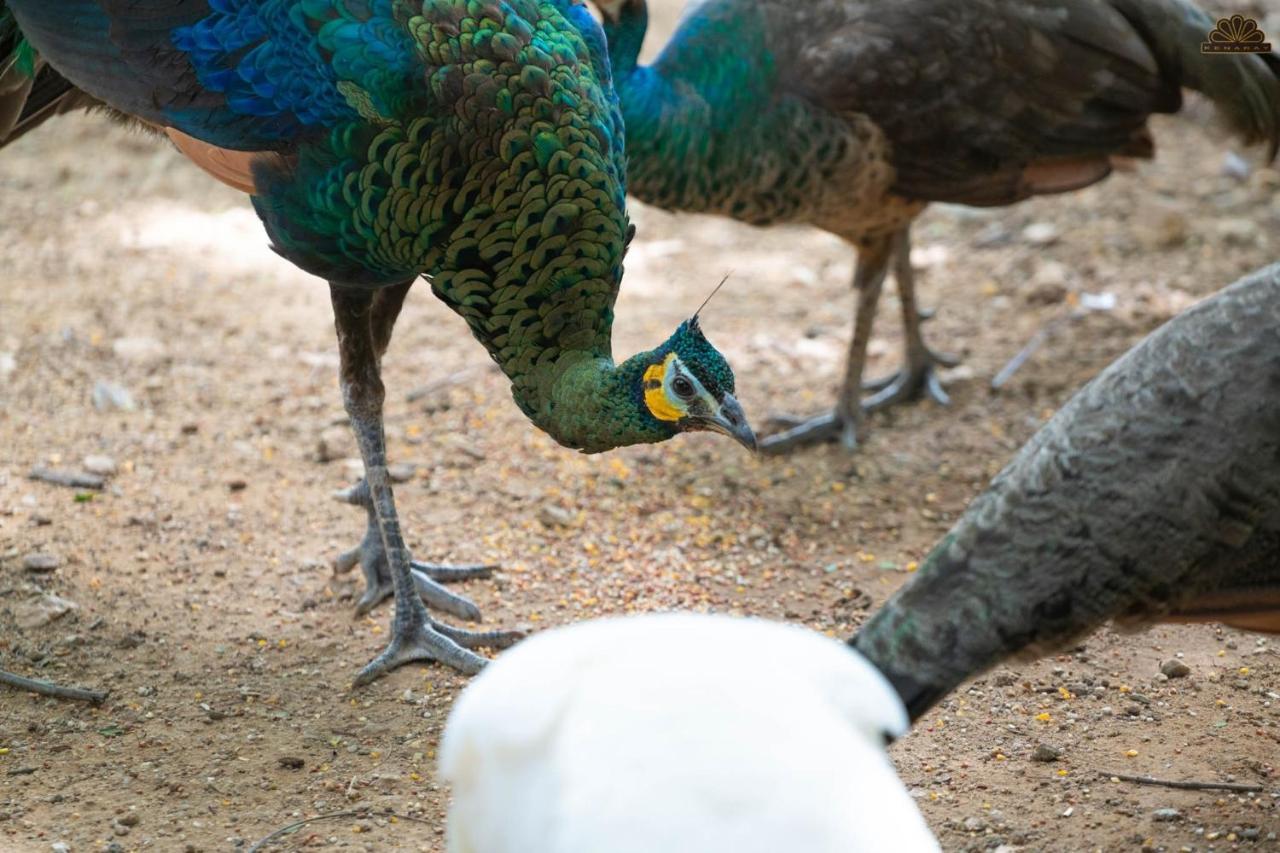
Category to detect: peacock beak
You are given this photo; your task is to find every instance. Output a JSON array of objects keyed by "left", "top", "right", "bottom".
[{"left": 701, "top": 393, "right": 756, "bottom": 453}]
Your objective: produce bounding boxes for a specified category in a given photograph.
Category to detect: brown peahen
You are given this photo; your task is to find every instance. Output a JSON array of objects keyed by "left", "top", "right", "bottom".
[
  {"left": 598, "top": 0, "right": 1280, "bottom": 452},
  {"left": 853, "top": 262, "right": 1280, "bottom": 720},
  {"left": 0, "top": 0, "right": 756, "bottom": 686}
]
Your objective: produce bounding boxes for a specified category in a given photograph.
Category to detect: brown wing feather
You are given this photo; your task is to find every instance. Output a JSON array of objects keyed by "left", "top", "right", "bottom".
[
  {"left": 766, "top": 0, "right": 1201, "bottom": 206},
  {"left": 163, "top": 127, "right": 269, "bottom": 194}
]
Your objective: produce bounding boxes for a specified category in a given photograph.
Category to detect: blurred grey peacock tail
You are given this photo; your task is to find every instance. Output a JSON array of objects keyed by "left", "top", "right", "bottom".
[
  {"left": 598, "top": 0, "right": 1280, "bottom": 452},
  {"left": 853, "top": 264, "right": 1280, "bottom": 721},
  {"left": 0, "top": 0, "right": 755, "bottom": 686}
]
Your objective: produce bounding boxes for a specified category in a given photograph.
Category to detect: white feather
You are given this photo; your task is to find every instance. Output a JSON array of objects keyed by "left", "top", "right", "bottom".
[{"left": 440, "top": 612, "right": 938, "bottom": 853}]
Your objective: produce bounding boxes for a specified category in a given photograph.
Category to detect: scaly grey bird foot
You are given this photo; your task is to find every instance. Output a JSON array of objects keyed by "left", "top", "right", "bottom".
[
  {"left": 332, "top": 531, "right": 496, "bottom": 621},
  {"left": 759, "top": 410, "right": 863, "bottom": 454},
  {"left": 333, "top": 484, "right": 496, "bottom": 621},
  {"left": 352, "top": 619, "right": 514, "bottom": 686},
  {"left": 861, "top": 347, "right": 960, "bottom": 412}
]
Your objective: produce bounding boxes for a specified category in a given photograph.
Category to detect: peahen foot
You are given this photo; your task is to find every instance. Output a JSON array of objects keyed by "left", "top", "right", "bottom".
[
  {"left": 861, "top": 343, "right": 960, "bottom": 412},
  {"left": 353, "top": 616, "right": 523, "bottom": 686},
  {"left": 760, "top": 410, "right": 862, "bottom": 454},
  {"left": 761, "top": 315, "right": 959, "bottom": 454},
  {"left": 333, "top": 480, "right": 497, "bottom": 621}
]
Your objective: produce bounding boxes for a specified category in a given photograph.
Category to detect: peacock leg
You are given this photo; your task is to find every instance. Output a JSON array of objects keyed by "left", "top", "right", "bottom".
[
  {"left": 330, "top": 284, "right": 520, "bottom": 685},
  {"left": 760, "top": 233, "right": 894, "bottom": 454},
  {"left": 332, "top": 479, "right": 497, "bottom": 618},
  {"left": 861, "top": 228, "right": 960, "bottom": 410},
  {"left": 330, "top": 281, "right": 503, "bottom": 622}
]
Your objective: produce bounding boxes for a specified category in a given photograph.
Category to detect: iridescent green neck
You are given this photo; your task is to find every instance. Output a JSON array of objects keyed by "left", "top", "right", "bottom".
[
  {"left": 605, "top": 0, "right": 777, "bottom": 213},
  {"left": 520, "top": 349, "right": 675, "bottom": 453}
]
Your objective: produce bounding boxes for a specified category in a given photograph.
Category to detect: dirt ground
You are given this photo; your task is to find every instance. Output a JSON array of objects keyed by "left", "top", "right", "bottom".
[{"left": 3, "top": 4, "right": 1280, "bottom": 851}]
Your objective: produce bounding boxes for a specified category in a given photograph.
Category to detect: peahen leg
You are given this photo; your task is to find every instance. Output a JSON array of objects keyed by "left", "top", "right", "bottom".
[
  {"left": 332, "top": 479, "right": 496, "bottom": 619},
  {"left": 330, "top": 281, "right": 501, "bottom": 623},
  {"left": 760, "top": 233, "right": 894, "bottom": 454},
  {"left": 861, "top": 228, "right": 960, "bottom": 411},
  {"left": 330, "top": 284, "right": 520, "bottom": 685}
]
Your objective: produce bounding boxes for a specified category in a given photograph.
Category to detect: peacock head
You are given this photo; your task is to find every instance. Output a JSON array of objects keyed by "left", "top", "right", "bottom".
[{"left": 634, "top": 316, "right": 755, "bottom": 452}]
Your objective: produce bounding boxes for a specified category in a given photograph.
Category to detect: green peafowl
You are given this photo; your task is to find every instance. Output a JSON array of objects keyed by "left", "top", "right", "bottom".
[
  {"left": 0, "top": 0, "right": 756, "bottom": 686},
  {"left": 596, "top": 0, "right": 1280, "bottom": 452},
  {"left": 853, "top": 263, "right": 1280, "bottom": 721}
]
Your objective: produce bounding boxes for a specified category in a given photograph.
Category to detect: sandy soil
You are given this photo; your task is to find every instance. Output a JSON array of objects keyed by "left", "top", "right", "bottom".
[{"left": 3, "top": 4, "right": 1280, "bottom": 850}]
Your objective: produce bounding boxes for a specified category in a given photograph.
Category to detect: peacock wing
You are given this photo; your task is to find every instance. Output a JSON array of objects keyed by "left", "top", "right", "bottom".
[
  {"left": 5, "top": 0, "right": 384, "bottom": 152},
  {"left": 767, "top": 0, "right": 1181, "bottom": 206}
]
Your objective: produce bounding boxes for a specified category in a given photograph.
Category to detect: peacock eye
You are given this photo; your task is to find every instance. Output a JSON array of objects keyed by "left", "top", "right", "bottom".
[{"left": 672, "top": 376, "right": 695, "bottom": 399}]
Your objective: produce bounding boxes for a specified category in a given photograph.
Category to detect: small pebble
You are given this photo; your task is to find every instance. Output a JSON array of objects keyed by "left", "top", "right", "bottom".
[
  {"left": 1160, "top": 659, "right": 1191, "bottom": 679},
  {"left": 17, "top": 593, "right": 78, "bottom": 629},
  {"left": 538, "top": 505, "right": 574, "bottom": 527},
  {"left": 278, "top": 756, "right": 305, "bottom": 770},
  {"left": 1021, "top": 222, "right": 1060, "bottom": 246},
  {"left": 51, "top": 843, "right": 70, "bottom": 853},
  {"left": 92, "top": 380, "right": 136, "bottom": 412},
  {"left": 962, "top": 816, "right": 987, "bottom": 833},
  {"left": 1031, "top": 743, "right": 1061, "bottom": 762},
  {"left": 1221, "top": 151, "right": 1251, "bottom": 181},
  {"left": 1152, "top": 808, "right": 1182, "bottom": 822},
  {"left": 22, "top": 552, "right": 61, "bottom": 573},
  {"left": 82, "top": 455, "right": 118, "bottom": 477}
]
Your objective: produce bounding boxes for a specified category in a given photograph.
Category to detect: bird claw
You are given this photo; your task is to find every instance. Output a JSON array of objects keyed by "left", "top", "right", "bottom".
[
  {"left": 332, "top": 482, "right": 495, "bottom": 622},
  {"left": 864, "top": 345, "right": 959, "bottom": 390},
  {"left": 430, "top": 619, "right": 524, "bottom": 651},
  {"left": 352, "top": 615, "right": 522, "bottom": 687},
  {"left": 862, "top": 348, "right": 958, "bottom": 412},
  {"left": 353, "top": 621, "right": 489, "bottom": 686},
  {"left": 759, "top": 411, "right": 858, "bottom": 454}
]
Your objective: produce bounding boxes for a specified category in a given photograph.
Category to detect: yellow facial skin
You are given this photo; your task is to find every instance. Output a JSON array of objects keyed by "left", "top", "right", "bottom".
[{"left": 643, "top": 353, "right": 684, "bottom": 423}]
